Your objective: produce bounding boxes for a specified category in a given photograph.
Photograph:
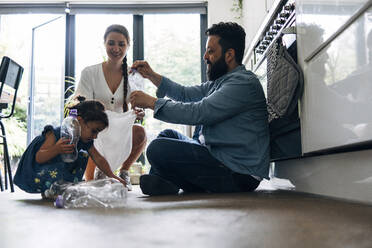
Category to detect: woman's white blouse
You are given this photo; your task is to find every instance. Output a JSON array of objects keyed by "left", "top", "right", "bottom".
[{"left": 74, "top": 63, "right": 132, "bottom": 113}]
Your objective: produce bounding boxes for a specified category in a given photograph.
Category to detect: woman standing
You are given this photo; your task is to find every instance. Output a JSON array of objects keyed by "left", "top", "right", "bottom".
[{"left": 74, "top": 24, "right": 146, "bottom": 191}]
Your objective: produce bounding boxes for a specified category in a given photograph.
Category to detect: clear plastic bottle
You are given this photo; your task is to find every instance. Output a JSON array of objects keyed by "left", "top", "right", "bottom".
[
  {"left": 54, "top": 178, "right": 128, "bottom": 208},
  {"left": 60, "top": 109, "right": 81, "bottom": 163},
  {"left": 43, "top": 180, "right": 73, "bottom": 200}
]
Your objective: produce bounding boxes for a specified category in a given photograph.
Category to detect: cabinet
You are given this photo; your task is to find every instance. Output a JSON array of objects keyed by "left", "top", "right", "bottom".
[{"left": 297, "top": 0, "right": 372, "bottom": 153}]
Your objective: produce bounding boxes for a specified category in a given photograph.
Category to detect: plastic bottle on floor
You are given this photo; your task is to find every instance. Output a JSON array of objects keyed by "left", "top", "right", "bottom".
[
  {"left": 60, "top": 109, "right": 81, "bottom": 163},
  {"left": 54, "top": 178, "right": 128, "bottom": 208},
  {"left": 43, "top": 180, "right": 74, "bottom": 200}
]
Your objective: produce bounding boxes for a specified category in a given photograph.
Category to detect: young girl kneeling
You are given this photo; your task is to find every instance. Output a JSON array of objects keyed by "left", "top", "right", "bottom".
[{"left": 14, "top": 98, "right": 126, "bottom": 194}]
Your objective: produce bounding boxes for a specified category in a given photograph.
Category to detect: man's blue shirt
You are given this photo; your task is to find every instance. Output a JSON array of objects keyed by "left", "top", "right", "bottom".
[{"left": 154, "top": 65, "right": 270, "bottom": 179}]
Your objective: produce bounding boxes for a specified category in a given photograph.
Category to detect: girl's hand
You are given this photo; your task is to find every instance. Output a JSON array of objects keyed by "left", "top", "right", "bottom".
[
  {"left": 133, "top": 107, "right": 145, "bottom": 121},
  {"left": 55, "top": 138, "right": 75, "bottom": 154},
  {"left": 113, "top": 175, "right": 127, "bottom": 187}
]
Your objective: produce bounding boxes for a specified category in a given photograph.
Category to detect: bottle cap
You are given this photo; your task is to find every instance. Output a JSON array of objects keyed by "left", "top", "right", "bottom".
[
  {"left": 69, "top": 109, "right": 78, "bottom": 117},
  {"left": 54, "top": 195, "right": 64, "bottom": 208}
]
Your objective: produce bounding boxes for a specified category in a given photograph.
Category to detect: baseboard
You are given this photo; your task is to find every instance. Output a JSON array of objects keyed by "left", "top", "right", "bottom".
[{"left": 274, "top": 149, "right": 372, "bottom": 204}]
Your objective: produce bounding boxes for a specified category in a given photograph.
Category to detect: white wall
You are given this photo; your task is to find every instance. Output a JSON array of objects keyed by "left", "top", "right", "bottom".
[
  {"left": 241, "top": 0, "right": 278, "bottom": 53},
  {"left": 207, "top": 0, "right": 276, "bottom": 57},
  {"left": 241, "top": 1, "right": 265, "bottom": 48},
  {"left": 206, "top": 0, "right": 237, "bottom": 25}
]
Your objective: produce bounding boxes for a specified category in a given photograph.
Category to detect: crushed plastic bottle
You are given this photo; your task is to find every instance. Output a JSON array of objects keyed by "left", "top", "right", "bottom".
[
  {"left": 128, "top": 69, "right": 145, "bottom": 91},
  {"left": 60, "top": 109, "right": 81, "bottom": 163},
  {"left": 43, "top": 180, "right": 74, "bottom": 200},
  {"left": 54, "top": 178, "right": 128, "bottom": 209}
]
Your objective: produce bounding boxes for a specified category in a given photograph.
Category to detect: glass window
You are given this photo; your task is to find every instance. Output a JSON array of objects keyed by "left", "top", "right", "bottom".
[
  {"left": 0, "top": 14, "right": 62, "bottom": 110},
  {"left": 0, "top": 14, "right": 64, "bottom": 148},
  {"left": 0, "top": 10, "right": 203, "bottom": 160},
  {"left": 143, "top": 14, "right": 201, "bottom": 142},
  {"left": 31, "top": 16, "right": 65, "bottom": 139}
]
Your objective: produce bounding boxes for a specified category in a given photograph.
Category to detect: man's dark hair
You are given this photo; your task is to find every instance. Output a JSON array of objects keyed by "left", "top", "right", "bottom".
[{"left": 206, "top": 22, "right": 246, "bottom": 64}]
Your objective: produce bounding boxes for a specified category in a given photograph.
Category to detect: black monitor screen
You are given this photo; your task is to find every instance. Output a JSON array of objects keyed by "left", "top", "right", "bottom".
[{"left": 0, "top": 57, "right": 23, "bottom": 88}]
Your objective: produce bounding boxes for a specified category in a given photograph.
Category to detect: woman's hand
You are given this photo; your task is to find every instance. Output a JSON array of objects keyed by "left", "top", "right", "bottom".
[
  {"left": 133, "top": 107, "right": 145, "bottom": 121},
  {"left": 131, "top": 60, "right": 162, "bottom": 87},
  {"left": 130, "top": 91, "right": 157, "bottom": 110}
]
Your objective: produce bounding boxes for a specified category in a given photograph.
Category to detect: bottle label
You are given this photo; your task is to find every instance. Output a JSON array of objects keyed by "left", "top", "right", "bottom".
[{"left": 69, "top": 109, "right": 78, "bottom": 117}]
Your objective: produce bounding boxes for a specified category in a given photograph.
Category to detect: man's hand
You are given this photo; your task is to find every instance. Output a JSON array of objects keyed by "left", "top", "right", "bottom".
[
  {"left": 130, "top": 91, "right": 157, "bottom": 110},
  {"left": 131, "top": 60, "right": 162, "bottom": 87}
]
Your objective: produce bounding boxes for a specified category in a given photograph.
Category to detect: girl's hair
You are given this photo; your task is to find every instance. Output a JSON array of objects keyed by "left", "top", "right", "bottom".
[
  {"left": 69, "top": 96, "right": 108, "bottom": 127},
  {"left": 104, "top": 24, "right": 130, "bottom": 112}
]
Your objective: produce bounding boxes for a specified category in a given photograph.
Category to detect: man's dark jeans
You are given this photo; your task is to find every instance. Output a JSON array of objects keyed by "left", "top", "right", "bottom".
[{"left": 146, "top": 129, "right": 260, "bottom": 193}]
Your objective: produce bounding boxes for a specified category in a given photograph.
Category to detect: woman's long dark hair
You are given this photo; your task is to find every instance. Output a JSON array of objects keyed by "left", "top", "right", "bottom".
[{"left": 104, "top": 24, "right": 130, "bottom": 112}]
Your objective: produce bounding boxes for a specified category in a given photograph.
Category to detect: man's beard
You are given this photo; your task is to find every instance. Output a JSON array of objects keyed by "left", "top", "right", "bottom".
[{"left": 206, "top": 56, "right": 228, "bottom": 81}]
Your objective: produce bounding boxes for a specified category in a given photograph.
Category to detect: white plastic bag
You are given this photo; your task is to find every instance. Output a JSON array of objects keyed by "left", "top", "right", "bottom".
[
  {"left": 94, "top": 110, "right": 137, "bottom": 172},
  {"left": 128, "top": 70, "right": 145, "bottom": 91}
]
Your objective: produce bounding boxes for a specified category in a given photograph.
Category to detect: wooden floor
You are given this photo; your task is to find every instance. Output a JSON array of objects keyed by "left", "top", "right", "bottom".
[{"left": 1, "top": 184, "right": 372, "bottom": 248}]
